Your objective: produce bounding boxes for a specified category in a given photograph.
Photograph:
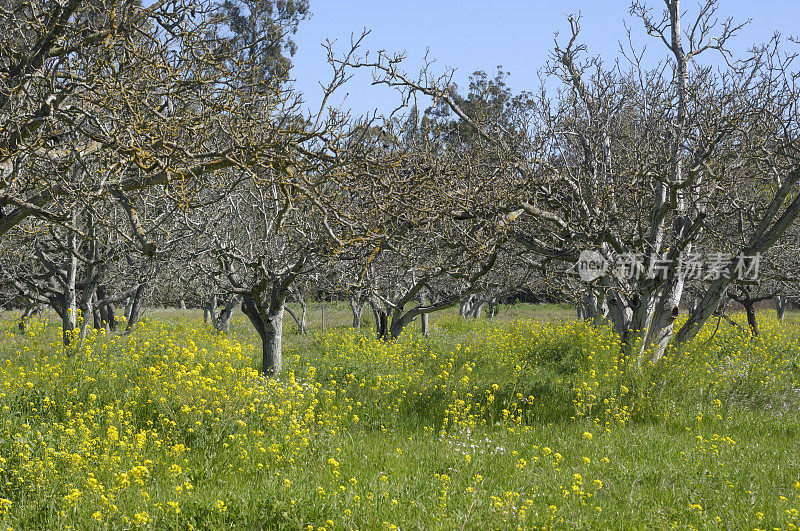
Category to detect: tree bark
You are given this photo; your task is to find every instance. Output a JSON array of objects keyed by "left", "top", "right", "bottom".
[
  {"left": 469, "top": 299, "right": 485, "bottom": 319},
  {"left": 370, "top": 300, "right": 389, "bottom": 341},
  {"left": 486, "top": 297, "right": 499, "bottom": 318},
  {"left": 419, "top": 292, "right": 429, "bottom": 335},
  {"left": 285, "top": 298, "right": 308, "bottom": 334},
  {"left": 124, "top": 295, "right": 134, "bottom": 325},
  {"left": 349, "top": 296, "right": 365, "bottom": 328},
  {"left": 212, "top": 297, "right": 238, "bottom": 333},
  {"left": 96, "top": 286, "right": 115, "bottom": 331},
  {"left": 125, "top": 283, "right": 146, "bottom": 332},
  {"left": 744, "top": 301, "right": 759, "bottom": 337},
  {"left": 18, "top": 302, "right": 39, "bottom": 333},
  {"left": 775, "top": 295, "right": 789, "bottom": 322},
  {"left": 105, "top": 302, "right": 118, "bottom": 332},
  {"left": 241, "top": 293, "right": 285, "bottom": 377},
  {"left": 644, "top": 273, "right": 685, "bottom": 362},
  {"left": 62, "top": 225, "right": 78, "bottom": 346},
  {"left": 459, "top": 294, "right": 475, "bottom": 318},
  {"left": 577, "top": 293, "right": 599, "bottom": 321},
  {"left": 204, "top": 294, "right": 218, "bottom": 325}
]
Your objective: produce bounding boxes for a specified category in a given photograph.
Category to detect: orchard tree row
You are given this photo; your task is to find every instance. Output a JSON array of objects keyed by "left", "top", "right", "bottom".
[{"left": 3, "top": 0, "right": 800, "bottom": 374}]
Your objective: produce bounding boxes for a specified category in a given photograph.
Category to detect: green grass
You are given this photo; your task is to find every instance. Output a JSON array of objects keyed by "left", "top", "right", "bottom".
[{"left": 0, "top": 304, "right": 798, "bottom": 529}]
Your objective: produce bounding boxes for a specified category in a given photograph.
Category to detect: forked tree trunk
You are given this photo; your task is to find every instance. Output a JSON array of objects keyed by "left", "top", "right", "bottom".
[
  {"left": 213, "top": 297, "right": 238, "bottom": 333},
  {"left": 349, "top": 297, "right": 365, "bottom": 328},
  {"left": 241, "top": 293, "right": 285, "bottom": 377},
  {"left": 285, "top": 300, "right": 308, "bottom": 334},
  {"left": 727, "top": 287, "right": 765, "bottom": 339}
]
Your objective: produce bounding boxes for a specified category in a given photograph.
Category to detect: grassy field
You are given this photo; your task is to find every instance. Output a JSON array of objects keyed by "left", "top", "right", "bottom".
[{"left": 0, "top": 304, "right": 798, "bottom": 530}]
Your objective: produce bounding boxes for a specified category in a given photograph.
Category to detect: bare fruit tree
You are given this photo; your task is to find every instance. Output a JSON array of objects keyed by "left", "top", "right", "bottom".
[{"left": 349, "top": 0, "right": 800, "bottom": 362}]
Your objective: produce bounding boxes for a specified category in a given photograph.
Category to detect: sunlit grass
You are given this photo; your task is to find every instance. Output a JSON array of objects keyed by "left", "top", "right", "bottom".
[{"left": 0, "top": 305, "right": 798, "bottom": 529}]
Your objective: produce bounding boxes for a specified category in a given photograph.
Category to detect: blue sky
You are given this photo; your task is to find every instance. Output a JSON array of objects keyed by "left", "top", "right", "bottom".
[{"left": 288, "top": 1, "right": 799, "bottom": 117}]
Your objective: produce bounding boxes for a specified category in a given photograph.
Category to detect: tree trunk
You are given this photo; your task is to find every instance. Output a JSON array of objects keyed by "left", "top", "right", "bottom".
[
  {"left": 469, "top": 299, "right": 485, "bottom": 319},
  {"left": 125, "top": 284, "right": 146, "bottom": 332},
  {"left": 213, "top": 297, "right": 238, "bottom": 333},
  {"left": 124, "top": 296, "right": 134, "bottom": 325},
  {"left": 106, "top": 303, "right": 118, "bottom": 332},
  {"left": 370, "top": 300, "right": 389, "bottom": 341},
  {"left": 349, "top": 297, "right": 365, "bottom": 328},
  {"left": 260, "top": 313, "right": 283, "bottom": 376},
  {"left": 604, "top": 290, "right": 633, "bottom": 343},
  {"left": 459, "top": 294, "right": 474, "bottom": 318},
  {"left": 296, "top": 295, "right": 308, "bottom": 334},
  {"left": 644, "top": 273, "right": 685, "bottom": 362},
  {"left": 204, "top": 294, "right": 218, "bottom": 325},
  {"left": 577, "top": 293, "right": 599, "bottom": 321},
  {"left": 419, "top": 292, "right": 429, "bottom": 336},
  {"left": 80, "top": 291, "right": 95, "bottom": 344},
  {"left": 285, "top": 299, "right": 308, "bottom": 334},
  {"left": 744, "top": 301, "right": 759, "bottom": 337},
  {"left": 389, "top": 313, "right": 411, "bottom": 340},
  {"left": 775, "top": 295, "right": 789, "bottom": 322},
  {"left": 241, "top": 293, "right": 285, "bottom": 377},
  {"left": 92, "top": 300, "right": 103, "bottom": 330},
  {"left": 18, "top": 302, "right": 38, "bottom": 333},
  {"left": 486, "top": 297, "right": 499, "bottom": 318},
  {"left": 62, "top": 227, "right": 78, "bottom": 346},
  {"left": 96, "top": 285, "right": 115, "bottom": 331}
]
